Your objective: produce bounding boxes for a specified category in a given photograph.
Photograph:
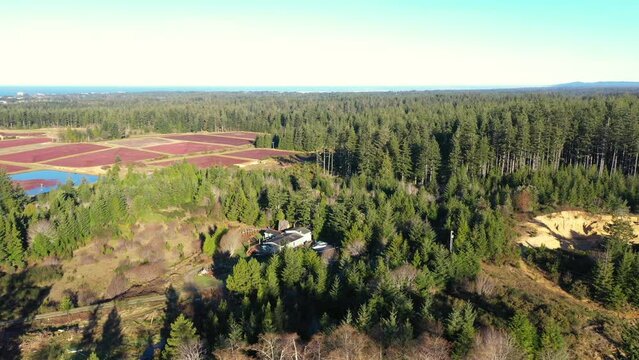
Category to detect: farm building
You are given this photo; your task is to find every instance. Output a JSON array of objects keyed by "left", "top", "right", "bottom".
[
  {"left": 251, "top": 227, "right": 313, "bottom": 256},
  {"left": 267, "top": 227, "right": 312, "bottom": 248}
]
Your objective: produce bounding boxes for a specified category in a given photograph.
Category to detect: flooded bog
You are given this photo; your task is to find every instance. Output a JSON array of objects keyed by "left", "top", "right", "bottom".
[{"left": 10, "top": 170, "right": 98, "bottom": 195}]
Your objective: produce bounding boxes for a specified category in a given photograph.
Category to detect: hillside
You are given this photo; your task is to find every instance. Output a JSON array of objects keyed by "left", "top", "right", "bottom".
[{"left": 2, "top": 91, "right": 639, "bottom": 359}]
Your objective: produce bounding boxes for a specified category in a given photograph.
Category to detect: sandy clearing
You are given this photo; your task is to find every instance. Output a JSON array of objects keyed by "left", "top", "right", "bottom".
[
  {"left": 163, "top": 134, "right": 253, "bottom": 146},
  {"left": 108, "top": 137, "right": 175, "bottom": 148},
  {"left": 518, "top": 210, "right": 639, "bottom": 250},
  {"left": 145, "top": 141, "right": 228, "bottom": 155},
  {"left": 218, "top": 131, "right": 258, "bottom": 140},
  {"left": 225, "top": 148, "right": 295, "bottom": 160},
  {"left": 154, "top": 154, "right": 249, "bottom": 168}
]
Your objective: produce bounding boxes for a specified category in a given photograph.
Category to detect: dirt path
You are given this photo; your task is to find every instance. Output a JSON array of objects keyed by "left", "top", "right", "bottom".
[{"left": 0, "top": 293, "right": 166, "bottom": 329}]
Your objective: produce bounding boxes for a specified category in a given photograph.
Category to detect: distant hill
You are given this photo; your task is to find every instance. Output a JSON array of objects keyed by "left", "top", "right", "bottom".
[{"left": 550, "top": 81, "right": 639, "bottom": 89}]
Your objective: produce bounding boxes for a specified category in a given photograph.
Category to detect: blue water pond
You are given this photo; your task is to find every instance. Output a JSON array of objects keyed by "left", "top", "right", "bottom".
[{"left": 10, "top": 170, "right": 99, "bottom": 195}]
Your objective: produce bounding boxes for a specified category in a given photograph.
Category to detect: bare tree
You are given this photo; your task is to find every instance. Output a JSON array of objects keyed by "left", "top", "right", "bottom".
[
  {"left": 27, "top": 219, "right": 54, "bottom": 246},
  {"left": 468, "top": 328, "right": 524, "bottom": 360},
  {"left": 177, "top": 340, "right": 207, "bottom": 360},
  {"left": 469, "top": 273, "right": 496, "bottom": 297},
  {"left": 322, "top": 324, "right": 381, "bottom": 360},
  {"left": 254, "top": 333, "right": 301, "bottom": 360},
  {"left": 386, "top": 333, "right": 451, "bottom": 360}
]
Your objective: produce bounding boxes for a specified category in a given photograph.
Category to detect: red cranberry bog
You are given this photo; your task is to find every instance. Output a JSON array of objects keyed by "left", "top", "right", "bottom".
[
  {"left": 13, "top": 179, "right": 60, "bottom": 191},
  {"left": 163, "top": 134, "right": 253, "bottom": 146},
  {"left": 0, "top": 137, "right": 51, "bottom": 149},
  {"left": 0, "top": 143, "right": 107, "bottom": 163},
  {"left": 0, "top": 131, "right": 293, "bottom": 174},
  {"left": 145, "top": 142, "right": 229, "bottom": 155},
  {"left": 0, "top": 163, "right": 29, "bottom": 173},
  {"left": 46, "top": 147, "right": 162, "bottom": 167},
  {"left": 226, "top": 148, "right": 295, "bottom": 160}
]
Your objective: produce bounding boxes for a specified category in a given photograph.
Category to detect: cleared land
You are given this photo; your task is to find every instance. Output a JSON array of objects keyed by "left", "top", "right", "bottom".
[
  {"left": 46, "top": 147, "right": 161, "bottom": 167},
  {"left": 155, "top": 154, "right": 248, "bottom": 168},
  {"left": 0, "top": 163, "right": 29, "bottom": 173},
  {"left": 0, "top": 143, "right": 107, "bottom": 163},
  {"left": 518, "top": 210, "right": 639, "bottom": 250},
  {"left": 164, "top": 134, "right": 253, "bottom": 146},
  {"left": 145, "top": 141, "right": 228, "bottom": 155},
  {"left": 107, "top": 137, "right": 173, "bottom": 148},
  {"left": 0, "top": 137, "right": 51, "bottom": 149},
  {"left": 0, "top": 131, "right": 46, "bottom": 137},
  {"left": 222, "top": 131, "right": 258, "bottom": 140},
  {"left": 228, "top": 148, "right": 295, "bottom": 160}
]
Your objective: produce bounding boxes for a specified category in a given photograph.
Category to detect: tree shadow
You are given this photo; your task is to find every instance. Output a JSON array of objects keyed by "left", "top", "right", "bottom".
[
  {"left": 96, "top": 307, "right": 124, "bottom": 360},
  {"left": 212, "top": 251, "right": 239, "bottom": 281},
  {"left": 0, "top": 266, "right": 60, "bottom": 360},
  {"left": 199, "top": 226, "right": 215, "bottom": 253},
  {"left": 140, "top": 285, "right": 183, "bottom": 359},
  {"left": 158, "top": 286, "right": 180, "bottom": 350},
  {"left": 73, "top": 305, "right": 100, "bottom": 359}
]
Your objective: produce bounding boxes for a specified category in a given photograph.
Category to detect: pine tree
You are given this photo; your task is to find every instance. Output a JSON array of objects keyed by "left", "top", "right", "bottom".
[
  {"left": 265, "top": 255, "right": 281, "bottom": 298},
  {"left": 446, "top": 301, "right": 476, "bottom": 359},
  {"left": 274, "top": 297, "right": 285, "bottom": 331},
  {"left": 281, "top": 250, "right": 304, "bottom": 288},
  {"left": 593, "top": 254, "right": 624, "bottom": 308},
  {"left": 509, "top": 312, "right": 537, "bottom": 359},
  {"left": 226, "top": 258, "right": 262, "bottom": 295},
  {"left": 262, "top": 303, "right": 276, "bottom": 333},
  {"left": 4, "top": 213, "right": 25, "bottom": 268},
  {"left": 540, "top": 319, "right": 565, "bottom": 355},
  {"left": 164, "top": 314, "right": 198, "bottom": 359},
  {"left": 622, "top": 322, "right": 639, "bottom": 360},
  {"left": 386, "top": 234, "right": 408, "bottom": 269}
]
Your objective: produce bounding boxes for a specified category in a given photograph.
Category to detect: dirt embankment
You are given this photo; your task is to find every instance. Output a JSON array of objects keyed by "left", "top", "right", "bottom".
[{"left": 517, "top": 210, "right": 639, "bottom": 250}]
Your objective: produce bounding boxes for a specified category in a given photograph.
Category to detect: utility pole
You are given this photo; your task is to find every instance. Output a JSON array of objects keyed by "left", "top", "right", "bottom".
[{"left": 449, "top": 230, "right": 454, "bottom": 253}]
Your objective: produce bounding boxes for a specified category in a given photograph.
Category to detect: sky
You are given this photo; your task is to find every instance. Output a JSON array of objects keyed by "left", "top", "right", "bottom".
[{"left": 1, "top": 0, "right": 637, "bottom": 87}]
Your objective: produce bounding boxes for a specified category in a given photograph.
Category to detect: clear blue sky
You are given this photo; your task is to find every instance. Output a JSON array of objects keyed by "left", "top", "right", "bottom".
[{"left": 1, "top": 0, "right": 637, "bottom": 87}]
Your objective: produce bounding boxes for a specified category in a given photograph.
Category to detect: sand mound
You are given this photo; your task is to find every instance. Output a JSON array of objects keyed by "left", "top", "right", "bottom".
[{"left": 518, "top": 210, "right": 639, "bottom": 250}]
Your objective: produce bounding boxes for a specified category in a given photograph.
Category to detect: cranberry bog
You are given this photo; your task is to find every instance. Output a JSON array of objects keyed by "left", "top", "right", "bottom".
[
  {"left": 0, "top": 131, "right": 297, "bottom": 174},
  {"left": 13, "top": 178, "right": 60, "bottom": 191},
  {"left": 0, "top": 143, "right": 107, "bottom": 163},
  {"left": 46, "top": 147, "right": 162, "bottom": 167},
  {"left": 0, "top": 163, "right": 29, "bottom": 173},
  {"left": 0, "top": 137, "right": 51, "bottom": 149},
  {"left": 164, "top": 134, "right": 254, "bottom": 146},
  {"left": 145, "top": 141, "right": 228, "bottom": 155},
  {"left": 228, "top": 148, "right": 295, "bottom": 160},
  {"left": 9, "top": 170, "right": 99, "bottom": 195}
]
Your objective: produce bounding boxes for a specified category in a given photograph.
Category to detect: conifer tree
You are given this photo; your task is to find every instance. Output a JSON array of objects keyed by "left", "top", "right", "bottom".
[
  {"left": 164, "top": 314, "right": 198, "bottom": 360},
  {"left": 509, "top": 312, "right": 537, "bottom": 359}
]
